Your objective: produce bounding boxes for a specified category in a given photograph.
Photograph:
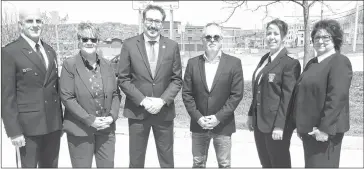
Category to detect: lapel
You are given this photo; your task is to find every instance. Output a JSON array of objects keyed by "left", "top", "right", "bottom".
[
  {"left": 154, "top": 36, "right": 166, "bottom": 77},
  {"left": 42, "top": 42, "right": 55, "bottom": 86},
  {"left": 209, "top": 53, "right": 227, "bottom": 92},
  {"left": 99, "top": 58, "right": 109, "bottom": 107},
  {"left": 252, "top": 52, "right": 270, "bottom": 91},
  {"left": 198, "top": 55, "right": 209, "bottom": 92},
  {"left": 258, "top": 48, "right": 286, "bottom": 85},
  {"left": 136, "top": 34, "right": 153, "bottom": 78},
  {"left": 75, "top": 53, "right": 96, "bottom": 98},
  {"left": 18, "top": 37, "right": 46, "bottom": 75}
]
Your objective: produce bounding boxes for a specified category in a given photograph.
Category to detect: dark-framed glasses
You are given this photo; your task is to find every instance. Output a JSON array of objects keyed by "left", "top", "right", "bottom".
[
  {"left": 204, "top": 35, "right": 222, "bottom": 42},
  {"left": 145, "top": 18, "right": 162, "bottom": 25},
  {"left": 81, "top": 37, "right": 98, "bottom": 43},
  {"left": 313, "top": 35, "right": 331, "bottom": 43}
]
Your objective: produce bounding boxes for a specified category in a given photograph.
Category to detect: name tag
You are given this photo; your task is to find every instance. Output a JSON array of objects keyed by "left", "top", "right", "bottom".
[{"left": 22, "top": 68, "right": 32, "bottom": 73}]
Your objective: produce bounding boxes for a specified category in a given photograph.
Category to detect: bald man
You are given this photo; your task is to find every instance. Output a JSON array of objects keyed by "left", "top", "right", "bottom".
[{"left": 1, "top": 8, "right": 63, "bottom": 167}]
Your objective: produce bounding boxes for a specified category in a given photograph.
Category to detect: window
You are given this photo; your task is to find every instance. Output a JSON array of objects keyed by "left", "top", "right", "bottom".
[
  {"left": 164, "top": 30, "right": 169, "bottom": 34},
  {"left": 188, "top": 30, "right": 192, "bottom": 34},
  {"left": 188, "top": 37, "right": 192, "bottom": 41}
]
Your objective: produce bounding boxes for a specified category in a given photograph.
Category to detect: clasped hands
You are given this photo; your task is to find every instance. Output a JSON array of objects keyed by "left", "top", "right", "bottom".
[
  {"left": 296, "top": 127, "right": 328, "bottom": 142},
  {"left": 91, "top": 116, "right": 113, "bottom": 131},
  {"left": 197, "top": 115, "right": 220, "bottom": 130},
  {"left": 140, "top": 97, "right": 165, "bottom": 114}
]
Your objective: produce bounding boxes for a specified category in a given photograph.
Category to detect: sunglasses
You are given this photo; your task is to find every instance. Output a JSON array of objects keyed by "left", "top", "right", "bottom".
[
  {"left": 81, "top": 37, "right": 98, "bottom": 43},
  {"left": 204, "top": 35, "right": 222, "bottom": 42}
]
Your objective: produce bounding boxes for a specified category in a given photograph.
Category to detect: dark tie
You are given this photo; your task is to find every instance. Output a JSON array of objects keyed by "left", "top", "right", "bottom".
[
  {"left": 148, "top": 41, "right": 157, "bottom": 77},
  {"left": 268, "top": 55, "right": 272, "bottom": 63},
  {"left": 303, "top": 57, "right": 318, "bottom": 72},
  {"left": 35, "top": 44, "right": 46, "bottom": 69}
]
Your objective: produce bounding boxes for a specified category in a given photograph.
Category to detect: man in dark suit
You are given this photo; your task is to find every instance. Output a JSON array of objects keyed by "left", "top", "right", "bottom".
[
  {"left": 182, "top": 23, "right": 244, "bottom": 168},
  {"left": 1, "top": 8, "right": 63, "bottom": 167},
  {"left": 117, "top": 4, "right": 182, "bottom": 168}
]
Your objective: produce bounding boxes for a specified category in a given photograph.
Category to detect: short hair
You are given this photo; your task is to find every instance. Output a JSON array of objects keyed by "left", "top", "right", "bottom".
[
  {"left": 76, "top": 22, "right": 100, "bottom": 40},
  {"left": 266, "top": 19, "right": 288, "bottom": 38},
  {"left": 142, "top": 4, "right": 166, "bottom": 21},
  {"left": 202, "top": 22, "right": 223, "bottom": 37},
  {"left": 311, "top": 19, "right": 343, "bottom": 51}
]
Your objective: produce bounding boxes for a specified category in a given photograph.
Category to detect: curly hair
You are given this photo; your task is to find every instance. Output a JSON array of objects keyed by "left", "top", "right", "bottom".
[
  {"left": 311, "top": 19, "right": 343, "bottom": 51},
  {"left": 76, "top": 22, "right": 101, "bottom": 40}
]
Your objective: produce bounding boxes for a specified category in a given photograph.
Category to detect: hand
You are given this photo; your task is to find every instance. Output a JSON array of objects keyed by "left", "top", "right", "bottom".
[
  {"left": 204, "top": 115, "right": 220, "bottom": 129},
  {"left": 308, "top": 127, "right": 328, "bottom": 142},
  {"left": 272, "top": 127, "right": 283, "bottom": 140},
  {"left": 91, "top": 117, "right": 108, "bottom": 129},
  {"left": 141, "top": 97, "right": 153, "bottom": 110},
  {"left": 145, "top": 97, "right": 165, "bottom": 114},
  {"left": 246, "top": 116, "right": 254, "bottom": 131},
  {"left": 197, "top": 117, "right": 210, "bottom": 129},
  {"left": 11, "top": 135, "right": 26, "bottom": 147},
  {"left": 96, "top": 116, "right": 113, "bottom": 130}
]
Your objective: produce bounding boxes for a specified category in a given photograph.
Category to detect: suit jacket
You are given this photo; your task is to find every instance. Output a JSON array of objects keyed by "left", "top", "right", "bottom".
[
  {"left": 60, "top": 53, "right": 121, "bottom": 136},
  {"left": 118, "top": 34, "right": 182, "bottom": 121},
  {"left": 182, "top": 53, "right": 244, "bottom": 135},
  {"left": 248, "top": 48, "right": 301, "bottom": 133},
  {"left": 287, "top": 52, "right": 352, "bottom": 135},
  {"left": 1, "top": 37, "right": 63, "bottom": 137}
]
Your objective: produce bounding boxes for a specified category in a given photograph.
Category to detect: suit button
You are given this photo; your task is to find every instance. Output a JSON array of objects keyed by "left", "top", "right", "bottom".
[
  {"left": 54, "top": 85, "right": 56, "bottom": 88},
  {"left": 257, "top": 103, "right": 260, "bottom": 106},
  {"left": 54, "top": 100, "right": 57, "bottom": 102},
  {"left": 35, "top": 72, "right": 38, "bottom": 76},
  {"left": 105, "top": 96, "right": 108, "bottom": 98},
  {"left": 45, "top": 101, "right": 47, "bottom": 103},
  {"left": 152, "top": 83, "right": 155, "bottom": 86},
  {"left": 257, "top": 91, "right": 260, "bottom": 94}
]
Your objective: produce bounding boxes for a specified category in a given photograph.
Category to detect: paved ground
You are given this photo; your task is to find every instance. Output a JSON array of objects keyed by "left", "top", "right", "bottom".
[{"left": 1, "top": 119, "right": 363, "bottom": 167}]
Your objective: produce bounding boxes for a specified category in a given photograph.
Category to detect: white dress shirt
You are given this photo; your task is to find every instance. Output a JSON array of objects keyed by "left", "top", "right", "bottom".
[
  {"left": 21, "top": 33, "right": 49, "bottom": 69},
  {"left": 203, "top": 50, "right": 222, "bottom": 91},
  {"left": 143, "top": 34, "right": 160, "bottom": 62},
  {"left": 254, "top": 46, "right": 283, "bottom": 84}
]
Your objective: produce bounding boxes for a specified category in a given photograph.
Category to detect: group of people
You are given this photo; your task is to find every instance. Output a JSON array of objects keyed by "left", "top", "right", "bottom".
[{"left": 1, "top": 4, "right": 352, "bottom": 168}]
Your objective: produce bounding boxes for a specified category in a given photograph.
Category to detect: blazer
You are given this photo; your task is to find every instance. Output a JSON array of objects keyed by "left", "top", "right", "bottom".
[
  {"left": 60, "top": 53, "right": 121, "bottom": 136},
  {"left": 1, "top": 37, "right": 63, "bottom": 137},
  {"left": 182, "top": 53, "right": 244, "bottom": 135},
  {"left": 248, "top": 48, "right": 301, "bottom": 133},
  {"left": 287, "top": 52, "right": 352, "bottom": 136},
  {"left": 118, "top": 34, "right": 182, "bottom": 121}
]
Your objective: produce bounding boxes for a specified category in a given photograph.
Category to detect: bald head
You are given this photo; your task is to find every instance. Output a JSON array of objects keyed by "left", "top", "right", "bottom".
[{"left": 18, "top": 8, "right": 42, "bottom": 21}]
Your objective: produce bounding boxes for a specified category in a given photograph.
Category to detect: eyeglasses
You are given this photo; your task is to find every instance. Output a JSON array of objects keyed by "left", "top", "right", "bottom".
[
  {"left": 313, "top": 35, "right": 332, "bottom": 43},
  {"left": 145, "top": 18, "right": 163, "bottom": 25},
  {"left": 203, "top": 35, "right": 222, "bottom": 42},
  {"left": 24, "top": 19, "right": 43, "bottom": 25},
  {"left": 81, "top": 37, "right": 98, "bottom": 43}
]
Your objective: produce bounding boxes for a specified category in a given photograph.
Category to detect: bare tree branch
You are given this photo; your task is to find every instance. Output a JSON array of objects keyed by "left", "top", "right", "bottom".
[
  {"left": 290, "top": 0, "right": 304, "bottom": 7},
  {"left": 251, "top": 1, "right": 280, "bottom": 12},
  {"left": 319, "top": 0, "right": 338, "bottom": 14},
  {"left": 308, "top": 0, "right": 318, "bottom": 8},
  {"left": 220, "top": 1, "right": 246, "bottom": 24}
]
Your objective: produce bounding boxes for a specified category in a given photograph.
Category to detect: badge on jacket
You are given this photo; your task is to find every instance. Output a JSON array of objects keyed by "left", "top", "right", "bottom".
[
  {"left": 22, "top": 68, "right": 32, "bottom": 73},
  {"left": 268, "top": 73, "right": 275, "bottom": 82}
]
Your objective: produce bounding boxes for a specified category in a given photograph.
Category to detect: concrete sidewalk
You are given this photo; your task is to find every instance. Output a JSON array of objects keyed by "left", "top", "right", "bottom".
[{"left": 2, "top": 119, "right": 362, "bottom": 167}]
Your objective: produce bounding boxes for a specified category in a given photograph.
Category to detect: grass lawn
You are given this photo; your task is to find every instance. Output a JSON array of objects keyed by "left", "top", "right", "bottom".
[{"left": 118, "top": 71, "right": 363, "bottom": 137}]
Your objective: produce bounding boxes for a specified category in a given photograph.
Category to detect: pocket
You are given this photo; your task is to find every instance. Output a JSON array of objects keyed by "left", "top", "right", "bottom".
[{"left": 18, "top": 103, "right": 40, "bottom": 113}]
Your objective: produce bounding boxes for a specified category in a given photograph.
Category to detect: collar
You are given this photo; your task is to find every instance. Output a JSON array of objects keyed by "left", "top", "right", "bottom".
[
  {"left": 203, "top": 50, "right": 222, "bottom": 63},
  {"left": 268, "top": 46, "right": 284, "bottom": 62},
  {"left": 143, "top": 33, "right": 160, "bottom": 44},
  {"left": 21, "top": 33, "right": 41, "bottom": 48},
  {"left": 80, "top": 51, "right": 100, "bottom": 71},
  {"left": 317, "top": 48, "right": 336, "bottom": 63}
]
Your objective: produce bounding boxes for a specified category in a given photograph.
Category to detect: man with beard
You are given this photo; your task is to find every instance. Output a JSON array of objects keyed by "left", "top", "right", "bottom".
[
  {"left": 117, "top": 4, "right": 182, "bottom": 168},
  {"left": 1, "top": 8, "right": 63, "bottom": 167},
  {"left": 182, "top": 23, "right": 244, "bottom": 168}
]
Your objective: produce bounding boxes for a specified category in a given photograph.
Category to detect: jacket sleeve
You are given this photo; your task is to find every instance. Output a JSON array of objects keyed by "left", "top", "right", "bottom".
[
  {"left": 117, "top": 43, "right": 146, "bottom": 106},
  {"left": 215, "top": 60, "right": 244, "bottom": 123},
  {"left": 1, "top": 49, "right": 23, "bottom": 138},
  {"left": 109, "top": 76, "right": 121, "bottom": 122},
  {"left": 182, "top": 59, "right": 203, "bottom": 122},
  {"left": 160, "top": 44, "right": 183, "bottom": 106},
  {"left": 318, "top": 56, "right": 353, "bottom": 135},
  {"left": 274, "top": 59, "right": 301, "bottom": 129},
  {"left": 60, "top": 60, "right": 96, "bottom": 126}
]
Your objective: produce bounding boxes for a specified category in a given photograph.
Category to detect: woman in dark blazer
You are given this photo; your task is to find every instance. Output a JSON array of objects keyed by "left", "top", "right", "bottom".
[
  {"left": 246, "top": 19, "right": 301, "bottom": 168},
  {"left": 287, "top": 19, "right": 352, "bottom": 167},
  {"left": 60, "top": 22, "right": 121, "bottom": 168}
]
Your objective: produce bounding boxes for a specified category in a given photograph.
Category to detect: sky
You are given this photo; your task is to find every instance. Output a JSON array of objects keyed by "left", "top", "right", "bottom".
[{"left": 2, "top": 1, "right": 362, "bottom": 30}]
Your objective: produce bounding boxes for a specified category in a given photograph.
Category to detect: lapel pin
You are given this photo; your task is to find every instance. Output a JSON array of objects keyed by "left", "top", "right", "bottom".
[
  {"left": 28, "top": 51, "right": 32, "bottom": 54},
  {"left": 22, "top": 68, "right": 32, "bottom": 72},
  {"left": 162, "top": 45, "right": 166, "bottom": 49}
]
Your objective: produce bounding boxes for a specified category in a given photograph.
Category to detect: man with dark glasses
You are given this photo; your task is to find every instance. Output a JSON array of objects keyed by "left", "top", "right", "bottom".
[
  {"left": 182, "top": 23, "right": 244, "bottom": 168},
  {"left": 117, "top": 4, "right": 182, "bottom": 168},
  {"left": 1, "top": 8, "right": 63, "bottom": 167}
]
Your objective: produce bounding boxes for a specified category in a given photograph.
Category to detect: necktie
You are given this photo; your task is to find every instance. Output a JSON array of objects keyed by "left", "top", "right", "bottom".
[
  {"left": 35, "top": 44, "right": 46, "bottom": 69},
  {"left": 148, "top": 41, "right": 157, "bottom": 77},
  {"left": 303, "top": 57, "right": 318, "bottom": 72},
  {"left": 268, "top": 55, "right": 272, "bottom": 63}
]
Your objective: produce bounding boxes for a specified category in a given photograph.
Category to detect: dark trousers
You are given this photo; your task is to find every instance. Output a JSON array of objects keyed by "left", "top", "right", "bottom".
[
  {"left": 301, "top": 133, "right": 343, "bottom": 168},
  {"left": 67, "top": 132, "right": 116, "bottom": 168},
  {"left": 254, "top": 128, "right": 293, "bottom": 168},
  {"left": 19, "top": 130, "right": 61, "bottom": 168},
  {"left": 128, "top": 118, "right": 174, "bottom": 168},
  {"left": 191, "top": 132, "right": 232, "bottom": 168}
]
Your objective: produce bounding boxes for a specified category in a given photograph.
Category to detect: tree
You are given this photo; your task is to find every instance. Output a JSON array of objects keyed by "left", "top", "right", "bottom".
[
  {"left": 1, "top": 2, "right": 19, "bottom": 46},
  {"left": 221, "top": 0, "right": 335, "bottom": 68}
]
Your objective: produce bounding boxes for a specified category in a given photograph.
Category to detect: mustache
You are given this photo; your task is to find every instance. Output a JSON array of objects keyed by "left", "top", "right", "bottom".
[{"left": 147, "top": 26, "right": 159, "bottom": 31}]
